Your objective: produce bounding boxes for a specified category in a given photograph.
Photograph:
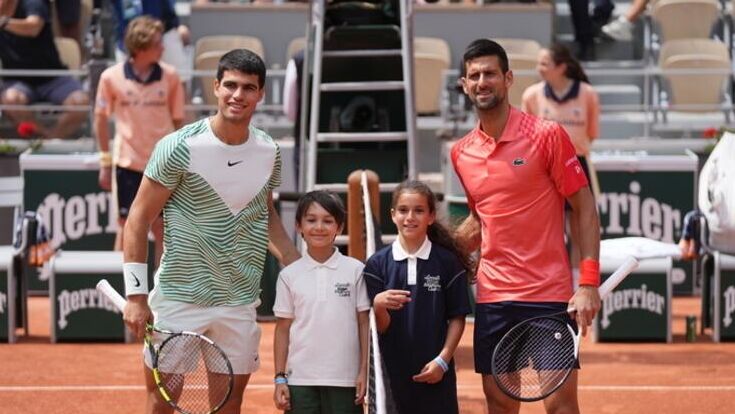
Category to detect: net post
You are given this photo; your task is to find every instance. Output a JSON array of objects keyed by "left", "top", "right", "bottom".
[
  {"left": 347, "top": 170, "right": 380, "bottom": 261},
  {"left": 347, "top": 170, "right": 366, "bottom": 261}
]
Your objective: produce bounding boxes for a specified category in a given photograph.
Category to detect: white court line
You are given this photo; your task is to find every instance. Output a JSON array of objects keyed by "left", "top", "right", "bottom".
[{"left": 1, "top": 384, "right": 735, "bottom": 392}]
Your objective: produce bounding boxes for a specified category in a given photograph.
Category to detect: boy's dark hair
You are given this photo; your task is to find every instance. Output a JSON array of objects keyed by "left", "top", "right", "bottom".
[
  {"left": 216, "top": 49, "right": 267, "bottom": 88},
  {"left": 296, "top": 190, "right": 346, "bottom": 228},
  {"left": 462, "top": 38, "right": 510, "bottom": 76},
  {"left": 391, "top": 180, "right": 472, "bottom": 273}
]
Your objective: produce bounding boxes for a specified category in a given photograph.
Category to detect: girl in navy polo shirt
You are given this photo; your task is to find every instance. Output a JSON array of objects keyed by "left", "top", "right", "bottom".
[{"left": 363, "top": 180, "right": 472, "bottom": 414}]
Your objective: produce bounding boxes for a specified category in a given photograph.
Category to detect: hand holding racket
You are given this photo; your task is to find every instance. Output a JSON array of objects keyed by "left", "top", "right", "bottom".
[
  {"left": 97, "top": 279, "right": 234, "bottom": 414},
  {"left": 491, "top": 256, "right": 639, "bottom": 402}
]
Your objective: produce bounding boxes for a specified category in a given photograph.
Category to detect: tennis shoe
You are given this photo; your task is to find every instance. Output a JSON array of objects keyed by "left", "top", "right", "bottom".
[{"left": 601, "top": 16, "right": 634, "bottom": 41}]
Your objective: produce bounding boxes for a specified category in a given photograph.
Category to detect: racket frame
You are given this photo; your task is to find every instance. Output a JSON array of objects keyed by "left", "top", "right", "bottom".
[
  {"left": 490, "top": 256, "right": 639, "bottom": 402},
  {"left": 96, "top": 279, "right": 234, "bottom": 414}
]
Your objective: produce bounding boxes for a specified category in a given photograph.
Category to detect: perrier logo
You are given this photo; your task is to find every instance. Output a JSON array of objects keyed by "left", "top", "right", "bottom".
[
  {"left": 723, "top": 286, "right": 735, "bottom": 328},
  {"left": 601, "top": 283, "right": 665, "bottom": 329},
  {"left": 36, "top": 192, "right": 117, "bottom": 249},
  {"left": 597, "top": 181, "right": 681, "bottom": 243},
  {"left": 0, "top": 291, "right": 6, "bottom": 314},
  {"left": 57, "top": 288, "right": 121, "bottom": 329}
]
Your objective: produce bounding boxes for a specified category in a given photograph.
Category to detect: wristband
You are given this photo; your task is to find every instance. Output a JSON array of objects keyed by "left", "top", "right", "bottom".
[
  {"left": 433, "top": 356, "right": 449, "bottom": 373},
  {"left": 579, "top": 258, "right": 600, "bottom": 287},
  {"left": 99, "top": 151, "right": 112, "bottom": 168},
  {"left": 274, "top": 377, "right": 288, "bottom": 385},
  {"left": 123, "top": 262, "right": 149, "bottom": 296}
]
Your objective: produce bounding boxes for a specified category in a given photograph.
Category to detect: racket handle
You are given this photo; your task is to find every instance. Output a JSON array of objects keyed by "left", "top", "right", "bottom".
[
  {"left": 598, "top": 256, "right": 640, "bottom": 300},
  {"left": 96, "top": 279, "right": 127, "bottom": 312}
]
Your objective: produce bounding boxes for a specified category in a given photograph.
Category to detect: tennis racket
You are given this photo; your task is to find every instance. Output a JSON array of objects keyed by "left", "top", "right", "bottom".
[
  {"left": 490, "top": 256, "right": 640, "bottom": 402},
  {"left": 96, "top": 279, "right": 234, "bottom": 414}
]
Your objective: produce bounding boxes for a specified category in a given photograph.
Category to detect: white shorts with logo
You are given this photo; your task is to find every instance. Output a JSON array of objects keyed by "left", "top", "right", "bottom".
[{"left": 144, "top": 286, "right": 262, "bottom": 375}]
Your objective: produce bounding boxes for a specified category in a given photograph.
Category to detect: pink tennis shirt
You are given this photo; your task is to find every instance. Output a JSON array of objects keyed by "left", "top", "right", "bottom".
[
  {"left": 451, "top": 107, "right": 588, "bottom": 303},
  {"left": 521, "top": 81, "right": 600, "bottom": 156},
  {"left": 95, "top": 61, "right": 185, "bottom": 172}
]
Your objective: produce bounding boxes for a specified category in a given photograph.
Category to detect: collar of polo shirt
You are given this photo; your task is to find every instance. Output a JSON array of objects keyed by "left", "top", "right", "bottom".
[
  {"left": 303, "top": 247, "right": 341, "bottom": 270},
  {"left": 392, "top": 237, "right": 432, "bottom": 286}
]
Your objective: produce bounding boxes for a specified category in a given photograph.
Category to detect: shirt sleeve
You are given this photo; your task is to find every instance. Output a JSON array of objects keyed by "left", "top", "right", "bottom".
[
  {"left": 354, "top": 263, "right": 371, "bottom": 312},
  {"left": 273, "top": 272, "right": 295, "bottom": 319},
  {"left": 144, "top": 133, "right": 188, "bottom": 190},
  {"left": 546, "top": 124, "right": 589, "bottom": 198},
  {"left": 363, "top": 256, "right": 385, "bottom": 304},
  {"left": 94, "top": 71, "right": 115, "bottom": 117},
  {"left": 443, "top": 255, "right": 472, "bottom": 319},
  {"left": 24, "top": 0, "right": 50, "bottom": 21}
]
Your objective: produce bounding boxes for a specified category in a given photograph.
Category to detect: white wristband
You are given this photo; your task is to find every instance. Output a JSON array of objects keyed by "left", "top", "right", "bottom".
[{"left": 123, "top": 262, "right": 149, "bottom": 296}]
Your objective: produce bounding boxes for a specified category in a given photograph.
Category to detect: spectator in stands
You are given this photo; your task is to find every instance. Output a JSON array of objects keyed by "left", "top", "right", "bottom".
[
  {"left": 521, "top": 43, "right": 600, "bottom": 287},
  {"left": 0, "top": 0, "right": 89, "bottom": 139},
  {"left": 111, "top": 0, "right": 191, "bottom": 83},
  {"left": 568, "top": 0, "right": 615, "bottom": 60},
  {"left": 601, "top": 0, "right": 649, "bottom": 41},
  {"left": 94, "top": 15, "right": 185, "bottom": 264}
]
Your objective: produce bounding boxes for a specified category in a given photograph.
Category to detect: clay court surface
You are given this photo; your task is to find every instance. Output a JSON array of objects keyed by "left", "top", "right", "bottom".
[{"left": 1, "top": 297, "right": 734, "bottom": 414}]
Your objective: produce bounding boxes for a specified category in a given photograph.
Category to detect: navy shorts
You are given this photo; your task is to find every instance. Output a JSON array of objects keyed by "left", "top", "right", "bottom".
[
  {"left": 115, "top": 167, "right": 144, "bottom": 218},
  {"left": 473, "top": 301, "right": 578, "bottom": 374},
  {"left": 1, "top": 77, "right": 83, "bottom": 105}
]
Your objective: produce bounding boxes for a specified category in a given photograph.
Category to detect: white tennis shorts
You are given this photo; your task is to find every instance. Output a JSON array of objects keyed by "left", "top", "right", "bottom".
[{"left": 144, "top": 286, "right": 262, "bottom": 375}]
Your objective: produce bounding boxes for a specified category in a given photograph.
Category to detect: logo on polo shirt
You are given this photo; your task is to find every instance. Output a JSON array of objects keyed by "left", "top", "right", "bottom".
[
  {"left": 423, "top": 275, "right": 441, "bottom": 292},
  {"left": 334, "top": 282, "right": 351, "bottom": 297},
  {"left": 512, "top": 158, "right": 526, "bottom": 166}
]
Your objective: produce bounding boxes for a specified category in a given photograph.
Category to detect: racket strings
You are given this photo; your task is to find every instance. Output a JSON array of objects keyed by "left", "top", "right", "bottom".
[
  {"left": 493, "top": 317, "right": 577, "bottom": 400},
  {"left": 156, "top": 334, "right": 233, "bottom": 414}
]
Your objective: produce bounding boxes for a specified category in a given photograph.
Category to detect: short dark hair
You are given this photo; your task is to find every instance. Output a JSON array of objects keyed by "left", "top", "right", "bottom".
[
  {"left": 295, "top": 191, "right": 346, "bottom": 228},
  {"left": 462, "top": 38, "right": 509, "bottom": 75},
  {"left": 216, "top": 49, "right": 266, "bottom": 87}
]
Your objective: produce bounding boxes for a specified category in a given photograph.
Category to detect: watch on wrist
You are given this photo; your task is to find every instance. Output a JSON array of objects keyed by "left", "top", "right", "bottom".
[{"left": 274, "top": 372, "right": 287, "bottom": 379}]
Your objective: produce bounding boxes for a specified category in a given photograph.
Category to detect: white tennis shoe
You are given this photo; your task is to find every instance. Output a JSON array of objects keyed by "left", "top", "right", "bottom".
[{"left": 602, "top": 16, "right": 634, "bottom": 41}]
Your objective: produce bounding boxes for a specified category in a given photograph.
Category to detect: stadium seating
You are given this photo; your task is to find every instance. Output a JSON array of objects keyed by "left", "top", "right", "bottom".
[
  {"left": 658, "top": 38, "right": 731, "bottom": 117},
  {"left": 651, "top": 0, "right": 720, "bottom": 42},
  {"left": 494, "top": 38, "right": 542, "bottom": 107},
  {"left": 414, "top": 37, "right": 451, "bottom": 115}
]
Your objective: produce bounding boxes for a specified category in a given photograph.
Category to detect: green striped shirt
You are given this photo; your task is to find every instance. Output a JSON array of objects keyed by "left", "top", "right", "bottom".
[{"left": 145, "top": 118, "right": 281, "bottom": 306}]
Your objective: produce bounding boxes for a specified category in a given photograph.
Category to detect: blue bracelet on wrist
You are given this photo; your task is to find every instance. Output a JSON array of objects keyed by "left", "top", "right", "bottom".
[
  {"left": 274, "top": 377, "right": 288, "bottom": 385},
  {"left": 434, "top": 356, "right": 449, "bottom": 372}
]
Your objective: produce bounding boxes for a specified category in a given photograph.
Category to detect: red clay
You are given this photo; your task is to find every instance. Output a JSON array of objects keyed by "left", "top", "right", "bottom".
[{"left": 0, "top": 297, "right": 733, "bottom": 414}]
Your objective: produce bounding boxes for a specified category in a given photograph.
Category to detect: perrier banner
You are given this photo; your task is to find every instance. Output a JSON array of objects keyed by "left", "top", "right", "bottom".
[
  {"left": 714, "top": 252, "right": 735, "bottom": 342},
  {"left": 21, "top": 150, "right": 117, "bottom": 294},
  {"left": 592, "top": 152, "right": 698, "bottom": 296}
]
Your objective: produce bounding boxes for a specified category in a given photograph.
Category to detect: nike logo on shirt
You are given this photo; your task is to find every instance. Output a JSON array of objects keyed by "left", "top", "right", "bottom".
[{"left": 227, "top": 160, "right": 244, "bottom": 167}]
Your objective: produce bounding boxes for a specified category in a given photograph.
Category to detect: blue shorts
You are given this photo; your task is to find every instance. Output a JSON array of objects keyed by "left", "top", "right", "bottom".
[
  {"left": 1, "top": 76, "right": 83, "bottom": 105},
  {"left": 115, "top": 167, "right": 144, "bottom": 218},
  {"left": 473, "top": 301, "right": 578, "bottom": 374}
]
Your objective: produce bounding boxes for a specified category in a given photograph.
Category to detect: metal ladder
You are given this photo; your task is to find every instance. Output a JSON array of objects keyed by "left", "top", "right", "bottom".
[{"left": 299, "top": 0, "right": 417, "bottom": 200}]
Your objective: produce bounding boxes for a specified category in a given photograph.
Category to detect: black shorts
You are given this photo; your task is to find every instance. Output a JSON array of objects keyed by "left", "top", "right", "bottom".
[
  {"left": 115, "top": 166, "right": 144, "bottom": 218},
  {"left": 473, "top": 301, "right": 579, "bottom": 374}
]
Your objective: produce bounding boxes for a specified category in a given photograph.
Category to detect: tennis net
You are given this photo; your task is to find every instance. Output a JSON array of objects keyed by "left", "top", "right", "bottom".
[{"left": 360, "top": 172, "right": 397, "bottom": 414}]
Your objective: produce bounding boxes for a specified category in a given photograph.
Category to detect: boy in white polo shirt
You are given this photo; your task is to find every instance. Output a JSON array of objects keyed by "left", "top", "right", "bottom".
[{"left": 273, "top": 191, "right": 370, "bottom": 414}]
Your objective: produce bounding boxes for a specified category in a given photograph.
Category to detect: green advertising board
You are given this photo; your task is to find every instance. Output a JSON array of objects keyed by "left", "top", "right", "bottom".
[
  {"left": 50, "top": 251, "right": 127, "bottom": 342},
  {"left": 592, "top": 152, "right": 698, "bottom": 296},
  {"left": 0, "top": 246, "right": 16, "bottom": 343},
  {"left": 713, "top": 253, "right": 735, "bottom": 342},
  {"left": 595, "top": 257, "right": 672, "bottom": 342},
  {"left": 21, "top": 147, "right": 117, "bottom": 294}
]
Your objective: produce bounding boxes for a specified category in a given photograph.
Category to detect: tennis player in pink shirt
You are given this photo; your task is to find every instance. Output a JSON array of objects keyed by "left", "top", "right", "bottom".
[{"left": 451, "top": 38, "right": 601, "bottom": 414}]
